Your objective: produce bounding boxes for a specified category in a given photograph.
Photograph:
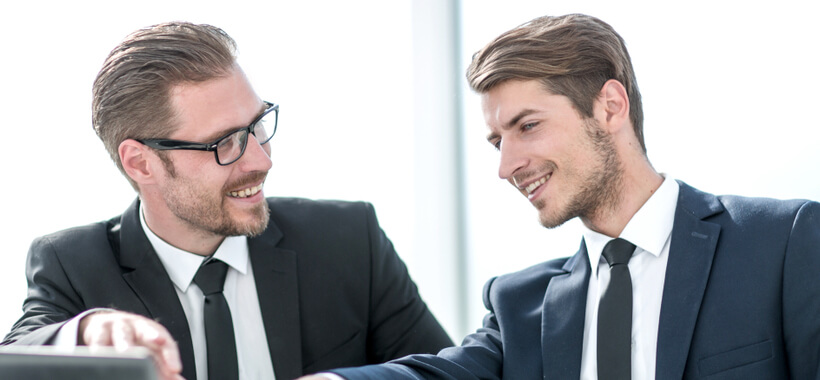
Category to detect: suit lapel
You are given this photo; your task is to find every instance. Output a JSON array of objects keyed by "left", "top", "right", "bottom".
[
  {"left": 249, "top": 219, "right": 304, "bottom": 380},
  {"left": 542, "top": 243, "right": 591, "bottom": 379},
  {"left": 116, "top": 199, "right": 198, "bottom": 380},
  {"left": 655, "top": 182, "right": 723, "bottom": 379}
]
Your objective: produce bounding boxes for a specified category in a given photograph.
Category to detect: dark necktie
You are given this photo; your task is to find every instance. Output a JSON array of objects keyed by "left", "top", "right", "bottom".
[
  {"left": 598, "top": 238, "right": 636, "bottom": 380},
  {"left": 194, "top": 258, "right": 239, "bottom": 380}
]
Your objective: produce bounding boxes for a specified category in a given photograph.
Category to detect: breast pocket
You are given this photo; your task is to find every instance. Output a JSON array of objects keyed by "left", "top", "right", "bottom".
[{"left": 698, "top": 340, "right": 773, "bottom": 377}]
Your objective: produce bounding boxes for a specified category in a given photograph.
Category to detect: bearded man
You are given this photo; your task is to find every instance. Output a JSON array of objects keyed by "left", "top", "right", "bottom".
[
  {"left": 304, "top": 13, "right": 820, "bottom": 380},
  {"left": 2, "top": 22, "right": 452, "bottom": 380}
]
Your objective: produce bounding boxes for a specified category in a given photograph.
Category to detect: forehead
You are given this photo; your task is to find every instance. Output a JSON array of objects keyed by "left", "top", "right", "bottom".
[
  {"left": 481, "top": 79, "right": 572, "bottom": 129},
  {"left": 169, "top": 66, "right": 262, "bottom": 140}
]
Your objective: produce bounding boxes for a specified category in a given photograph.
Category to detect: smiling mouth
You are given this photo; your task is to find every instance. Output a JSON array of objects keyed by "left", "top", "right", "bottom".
[
  {"left": 520, "top": 174, "right": 551, "bottom": 196},
  {"left": 228, "top": 183, "right": 264, "bottom": 198}
]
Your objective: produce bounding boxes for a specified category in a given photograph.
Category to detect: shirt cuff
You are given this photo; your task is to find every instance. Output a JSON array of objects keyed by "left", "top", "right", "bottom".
[
  {"left": 52, "top": 308, "right": 115, "bottom": 348},
  {"left": 315, "top": 373, "right": 347, "bottom": 380}
]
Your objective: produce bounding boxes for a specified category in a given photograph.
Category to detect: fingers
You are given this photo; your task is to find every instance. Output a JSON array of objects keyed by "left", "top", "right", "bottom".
[
  {"left": 133, "top": 322, "right": 182, "bottom": 375},
  {"left": 79, "top": 311, "right": 183, "bottom": 378},
  {"left": 110, "top": 317, "right": 137, "bottom": 352}
]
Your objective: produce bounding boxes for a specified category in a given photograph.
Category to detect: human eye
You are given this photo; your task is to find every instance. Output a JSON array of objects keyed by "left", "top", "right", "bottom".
[
  {"left": 521, "top": 121, "right": 538, "bottom": 131},
  {"left": 252, "top": 120, "right": 267, "bottom": 137},
  {"left": 489, "top": 138, "right": 501, "bottom": 151},
  {"left": 216, "top": 130, "right": 242, "bottom": 149}
]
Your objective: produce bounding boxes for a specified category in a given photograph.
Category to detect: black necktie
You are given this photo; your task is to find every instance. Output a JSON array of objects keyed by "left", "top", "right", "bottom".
[
  {"left": 598, "top": 238, "right": 636, "bottom": 380},
  {"left": 194, "top": 258, "right": 239, "bottom": 380}
]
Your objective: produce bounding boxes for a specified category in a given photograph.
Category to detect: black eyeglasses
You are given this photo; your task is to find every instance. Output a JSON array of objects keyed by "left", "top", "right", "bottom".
[{"left": 138, "top": 101, "right": 279, "bottom": 166}]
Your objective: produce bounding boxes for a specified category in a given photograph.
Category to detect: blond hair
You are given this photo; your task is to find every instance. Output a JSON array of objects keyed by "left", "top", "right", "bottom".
[{"left": 92, "top": 22, "right": 237, "bottom": 189}]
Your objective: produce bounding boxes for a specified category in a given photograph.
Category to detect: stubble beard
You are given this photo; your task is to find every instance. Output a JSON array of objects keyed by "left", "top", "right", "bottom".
[
  {"left": 162, "top": 169, "right": 271, "bottom": 238},
  {"left": 535, "top": 118, "right": 623, "bottom": 229}
]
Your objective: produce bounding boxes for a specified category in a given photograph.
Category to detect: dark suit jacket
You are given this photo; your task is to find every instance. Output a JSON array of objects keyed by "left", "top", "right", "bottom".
[
  {"left": 333, "top": 181, "right": 820, "bottom": 379},
  {"left": 2, "top": 198, "right": 453, "bottom": 380}
]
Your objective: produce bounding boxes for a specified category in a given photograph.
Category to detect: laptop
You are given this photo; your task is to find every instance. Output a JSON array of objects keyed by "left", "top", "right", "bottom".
[{"left": 0, "top": 346, "right": 159, "bottom": 380}]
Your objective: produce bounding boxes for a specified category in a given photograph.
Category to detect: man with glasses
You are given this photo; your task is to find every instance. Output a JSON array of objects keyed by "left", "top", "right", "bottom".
[{"left": 2, "top": 22, "right": 452, "bottom": 380}]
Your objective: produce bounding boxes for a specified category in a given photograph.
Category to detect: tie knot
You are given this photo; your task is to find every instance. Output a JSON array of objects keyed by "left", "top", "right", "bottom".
[
  {"left": 602, "top": 238, "right": 635, "bottom": 267},
  {"left": 194, "top": 258, "right": 229, "bottom": 295}
]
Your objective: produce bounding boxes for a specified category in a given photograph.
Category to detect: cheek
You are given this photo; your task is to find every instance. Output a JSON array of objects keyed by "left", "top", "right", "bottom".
[{"left": 178, "top": 162, "right": 232, "bottom": 188}]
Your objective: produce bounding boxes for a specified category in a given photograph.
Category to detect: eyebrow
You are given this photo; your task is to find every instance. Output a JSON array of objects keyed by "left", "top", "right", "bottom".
[
  {"left": 505, "top": 109, "right": 538, "bottom": 129},
  {"left": 201, "top": 102, "right": 269, "bottom": 142},
  {"left": 485, "top": 108, "right": 539, "bottom": 143}
]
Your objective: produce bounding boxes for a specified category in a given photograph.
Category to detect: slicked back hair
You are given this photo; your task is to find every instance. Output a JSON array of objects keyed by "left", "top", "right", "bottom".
[
  {"left": 467, "top": 14, "right": 646, "bottom": 153},
  {"left": 92, "top": 22, "right": 238, "bottom": 189}
]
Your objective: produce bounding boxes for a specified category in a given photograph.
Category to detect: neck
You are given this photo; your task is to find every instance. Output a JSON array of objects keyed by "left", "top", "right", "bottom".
[
  {"left": 140, "top": 198, "right": 225, "bottom": 256},
  {"left": 581, "top": 155, "right": 663, "bottom": 238}
]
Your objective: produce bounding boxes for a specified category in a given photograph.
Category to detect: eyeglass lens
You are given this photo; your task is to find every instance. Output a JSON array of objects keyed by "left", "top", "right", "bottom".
[{"left": 215, "top": 111, "right": 275, "bottom": 164}]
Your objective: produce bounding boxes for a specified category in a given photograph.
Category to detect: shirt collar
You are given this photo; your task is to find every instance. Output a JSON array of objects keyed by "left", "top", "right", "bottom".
[
  {"left": 583, "top": 175, "right": 679, "bottom": 277},
  {"left": 139, "top": 203, "right": 249, "bottom": 292}
]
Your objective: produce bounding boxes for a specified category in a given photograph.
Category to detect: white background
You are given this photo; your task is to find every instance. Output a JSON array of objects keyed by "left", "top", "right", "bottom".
[{"left": 1, "top": 0, "right": 818, "bottom": 343}]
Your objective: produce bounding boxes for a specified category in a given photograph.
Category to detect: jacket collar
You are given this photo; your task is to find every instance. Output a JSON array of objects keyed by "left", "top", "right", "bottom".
[
  {"left": 540, "top": 181, "right": 724, "bottom": 378},
  {"left": 115, "top": 198, "right": 198, "bottom": 380},
  {"left": 541, "top": 241, "right": 591, "bottom": 379},
  {"left": 114, "top": 198, "right": 305, "bottom": 379},
  {"left": 654, "top": 181, "right": 722, "bottom": 379},
  {"left": 247, "top": 203, "right": 305, "bottom": 380}
]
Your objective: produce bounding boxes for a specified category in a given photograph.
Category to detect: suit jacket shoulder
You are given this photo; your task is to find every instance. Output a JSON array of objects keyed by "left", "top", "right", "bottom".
[
  {"left": 254, "top": 197, "right": 454, "bottom": 376},
  {"left": 660, "top": 181, "right": 820, "bottom": 379},
  {"left": 1, "top": 210, "right": 137, "bottom": 345},
  {"left": 265, "top": 197, "right": 380, "bottom": 244},
  {"left": 483, "top": 255, "right": 571, "bottom": 313}
]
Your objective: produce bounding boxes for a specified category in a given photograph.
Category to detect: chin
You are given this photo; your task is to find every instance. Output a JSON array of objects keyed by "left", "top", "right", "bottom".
[
  {"left": 223, "top": 202, "right": 270, "bottom": 237},
  {"left": 538, "top": 216, "right": 566, "bottom": 229},
  {"left": 536, "top": 207, "right": 572, "bottom": 230}
]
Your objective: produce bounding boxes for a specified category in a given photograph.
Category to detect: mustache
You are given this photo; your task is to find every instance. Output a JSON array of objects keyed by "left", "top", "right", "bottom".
[
  {"left": 224, "top": 171, "right": 267, "bottom": 192},
  {"left": 512, "top": 161, "right": 557, "bottom": 188}
]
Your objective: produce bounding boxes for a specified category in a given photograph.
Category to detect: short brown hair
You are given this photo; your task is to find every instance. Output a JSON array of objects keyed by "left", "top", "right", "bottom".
[
  {"left": 467, "top": 14, "right": 646, "bottom": 152},
  {"left": 92, "top": 22, "right": 237, "bottom": 189}
]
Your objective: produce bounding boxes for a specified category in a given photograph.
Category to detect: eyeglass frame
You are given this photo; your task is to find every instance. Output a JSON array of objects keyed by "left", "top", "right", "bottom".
[{"left": 137, "top": 101, "right": 279, "bottom": 166}]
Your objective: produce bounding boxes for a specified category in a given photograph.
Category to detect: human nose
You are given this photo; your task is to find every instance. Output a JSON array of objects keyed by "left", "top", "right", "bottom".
[
  {"left": 236, "top": 133, "right": 273, "bottom": 172},
  {"left": 497, "top": 139, "right": 527, "bottom": 180}
]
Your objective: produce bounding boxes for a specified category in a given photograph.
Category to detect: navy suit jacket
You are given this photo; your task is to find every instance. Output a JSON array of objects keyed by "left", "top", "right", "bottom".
[
  {"left": 333, "top": 182, "right": 820, "bottom": 379},
  {"left": 2, "top": 198, "right": 453, "bottom": 380}
]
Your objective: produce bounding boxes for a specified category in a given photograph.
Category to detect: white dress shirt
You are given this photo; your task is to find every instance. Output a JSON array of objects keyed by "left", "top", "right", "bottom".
[
  {"left": 140, "top": 207, "right": 276, "bottom": 380},
  {"left": 53, "top": 207, "right": 277, "bottom": 380},
  {"left": 579, "top": 176, "right": 679, "bottom": 380}
]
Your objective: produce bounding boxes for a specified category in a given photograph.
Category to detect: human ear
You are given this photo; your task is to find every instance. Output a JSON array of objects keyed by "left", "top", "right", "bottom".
[
  {"left": 597, "top": 79, "right": 630, "bottom": 131},
  {"left": 119, "top": 139, "right": 157, "bottom": 186}
]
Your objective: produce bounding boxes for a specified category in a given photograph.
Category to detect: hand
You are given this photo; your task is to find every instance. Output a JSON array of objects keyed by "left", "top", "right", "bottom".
[{"left": 79, "top": 310, "right": 184, "bottom": 380}]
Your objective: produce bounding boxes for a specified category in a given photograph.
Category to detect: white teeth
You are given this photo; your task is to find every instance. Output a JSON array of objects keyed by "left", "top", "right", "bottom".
[
  {"left": 229, "top": 184, "right": 263, "bottom": 198},
  {"left": 524, "top": 175, "right": 550, "bottom": 195}
]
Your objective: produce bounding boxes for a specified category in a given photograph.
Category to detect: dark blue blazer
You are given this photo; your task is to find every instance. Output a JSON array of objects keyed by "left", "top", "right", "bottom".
[{"left": 334, "top": 182, "right": 820, "bottom": 379}]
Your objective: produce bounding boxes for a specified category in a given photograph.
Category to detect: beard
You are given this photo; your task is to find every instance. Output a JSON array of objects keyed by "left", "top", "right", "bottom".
[
  {"left": 160, "top": 165, "right": 271, "bottom": 238},
  {"left": 534, "top": 118, "right": 623, "bottom": 229}
]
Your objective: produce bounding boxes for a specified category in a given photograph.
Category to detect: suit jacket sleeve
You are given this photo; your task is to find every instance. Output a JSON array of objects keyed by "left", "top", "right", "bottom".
[
  {"left": 2, "top": 234, "right": 86, "bottom": 345},
  {"left": 360, "top": 202, "right": 454, "bottom": 361},
  {"left": 331, "top": 276, "right": 505, "bottom": 380},
  {"left": 782, "top": 200, "right": 820, "bottom": 379}
]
